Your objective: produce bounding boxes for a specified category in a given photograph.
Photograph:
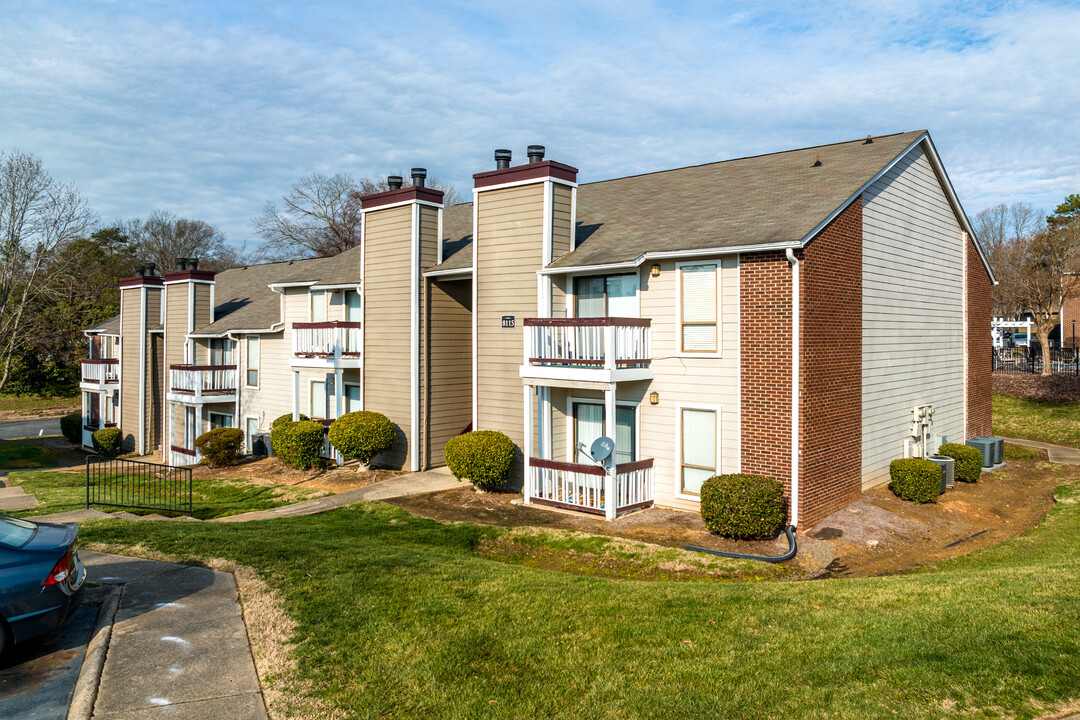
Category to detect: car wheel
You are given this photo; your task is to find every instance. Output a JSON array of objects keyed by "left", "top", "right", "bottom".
[{"left": 0, "top": 621, "right": 8, "bottom": 657}]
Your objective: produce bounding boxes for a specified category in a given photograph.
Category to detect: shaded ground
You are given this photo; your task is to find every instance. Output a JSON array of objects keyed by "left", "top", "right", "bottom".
[
  {"left": 387, "top": 450, "right": 1070, "bottom": 579},
  {"left": 0, "top": 436, "right": 87, "bottom": 468},
  {"left": 189, "top": 456, "right": 407, "bottom": 494}
]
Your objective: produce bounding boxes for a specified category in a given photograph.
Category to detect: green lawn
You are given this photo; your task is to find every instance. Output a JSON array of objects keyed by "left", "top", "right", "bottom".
[
  {"left": 7, "top": 470, "right": 325, "bottom": 520},
  {"left": 0, "top": 439, "right": 86, "bottom": 468},
  {"left": 0, "top": 394, "right": 78, "bottom": 414},
  {"left": 81, "top": 483, "right": 1080, "bottom": 720},
  {"left": 993, "top": 392, "right": 1080, "bottom": 447}
]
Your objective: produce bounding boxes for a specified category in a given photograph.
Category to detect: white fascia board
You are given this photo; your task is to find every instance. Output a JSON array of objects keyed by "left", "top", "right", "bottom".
[
  {"left": 424, "top": 267, "right": 473, "bottom": 279},
  {"left": 268, "top": 281, "right": 318, "bottom": 293},
  {"left": 475, "top": 177, "right": 578, "bottom": 194},
  {"left": 163, "top": 278, "right": 215, "bottom": 286},
  {"left": 360, "top": 199, "right": 443, "bottom": 214},
  {"left": 538, "top": 242, "right": 801, "bottom": 275},
  {"left": 187, "top": 323, "right": 284, "bottom": 339},
  {"left": 309, "top": 283, "right": 363, "bottom": 291}
]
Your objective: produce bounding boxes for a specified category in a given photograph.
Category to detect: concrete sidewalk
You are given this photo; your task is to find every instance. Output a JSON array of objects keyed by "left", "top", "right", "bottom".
[
  {"left": 80, "top": 551, "right": 267, "bottom": 719},
  {"left": 1000, "top": 437, "right": 1080, "bottom": 464}
]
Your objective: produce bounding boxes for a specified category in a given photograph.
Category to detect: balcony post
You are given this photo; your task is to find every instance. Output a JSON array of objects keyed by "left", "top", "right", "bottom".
[
  {"left": 604, "top": 383, "right": 616, "bottom": 520},
  {"left": 604, "top": 324, "right": 615, "bottom": 372},
  {"left": 523, "top": 385, "right": 533, "bottom": 506},
  {"left": 194, "top": 371, "right": 202, "bottom": 402},
  {"left": 292, "top": 371, "right": 300, "bottom": 421}
]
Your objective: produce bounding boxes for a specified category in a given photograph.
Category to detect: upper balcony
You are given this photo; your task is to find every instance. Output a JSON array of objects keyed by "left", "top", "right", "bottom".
[
  {"left": 167, "top": 364, "right": 237, "bottom": 404},
  {"left": 80, "top": 358, "right": 119, "bottom": 389},
  {"left": 519, "top": 318, "right": 653, "bottom": 385},
  {"left": 291, "top": 321, "right": 362, "bottom": 369}
]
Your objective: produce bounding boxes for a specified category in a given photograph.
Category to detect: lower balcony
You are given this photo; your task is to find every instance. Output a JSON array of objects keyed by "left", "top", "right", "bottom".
[
  {"left": 291, "top": 322, "right": 362, "bottom": 368},
  {"left": 526, "top": 457, "right": 654, "bottom": 517},
  {"left": 167, "top": 365, "right": 237, "bottom": 404}
]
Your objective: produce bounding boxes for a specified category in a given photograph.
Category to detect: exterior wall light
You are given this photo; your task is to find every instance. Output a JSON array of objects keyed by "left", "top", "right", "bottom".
[
  {"left": 650, "top": 264, "right": 661, "bottom": 278},
  {"left": 649, "top": 391, "right": 659, "bottom": 405}
]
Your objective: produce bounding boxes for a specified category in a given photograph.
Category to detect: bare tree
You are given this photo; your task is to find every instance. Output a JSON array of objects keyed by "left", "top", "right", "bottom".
[
  {"left": 974, "top": 202, "right": 1043, "bottom": 317},
  {"left": 126, "top": 210, "right": 238, "bottom": 272},
  {"left": 0, "top": 150, "right": 96, "bottom": 389},
  {"left": 254, "top": 172, "right": 463, "bottom": 260}
]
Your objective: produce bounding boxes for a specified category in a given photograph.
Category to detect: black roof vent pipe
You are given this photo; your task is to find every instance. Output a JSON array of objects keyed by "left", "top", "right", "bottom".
[
  {"left": 134, "top": 266, "right": 145, "bottom": 277},
  {"left": 175, "top": 258, "right": 187, "bottom": 272},
  {"left": 411, "top": 168, "right": 427, "bottom": 188},
  {"left": 387, "top": 175, "right": 403, "bottom": 190},
  {"left": 188, "top": 258, "right": 199, "bottom": 271},
  {"left": 527, "top": 145, "right": 545, "bottom": 163},
  {"left": 494, "top": 149, "right": 512, "bottom": 170},
  {"left": 145, "top": 262, "right": 156, "bottom": 276}
]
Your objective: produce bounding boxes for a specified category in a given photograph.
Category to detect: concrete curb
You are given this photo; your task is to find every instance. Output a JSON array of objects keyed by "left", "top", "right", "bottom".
[{"left": 68, "top": 585, "right": 122, "bottom": 720}]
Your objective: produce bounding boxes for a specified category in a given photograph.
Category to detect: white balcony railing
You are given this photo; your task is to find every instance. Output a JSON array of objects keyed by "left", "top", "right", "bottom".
[
  {"left": 292, "top": 322, "right": 362, "bottom": 358},
  {"left": 81, "top": 358, "right": 120, "bottom": 384},
  {"left": 169, "top": 364, "right": 237, "bottom": 399},
  {"left": 524, "top": 318, "right": 651, "bottom": 369},
  {"left": 528, "top": 458, "right": 654, "bottom": 516}
]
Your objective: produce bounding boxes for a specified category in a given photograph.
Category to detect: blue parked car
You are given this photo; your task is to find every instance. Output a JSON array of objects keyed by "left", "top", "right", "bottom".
[{"left": 0, "top": 514, "right": 86, "bottom": 655}]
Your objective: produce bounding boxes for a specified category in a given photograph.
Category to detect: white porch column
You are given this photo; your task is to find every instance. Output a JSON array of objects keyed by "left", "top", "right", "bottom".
[
  {"left": 292, "top": 371, "right": 301, "bottom": 421},
  {"left": 335, "top": 368, "right": 343, "bottom": 419},
  {"left": 167, "top": 402, "right": 174, "bottom": 465},
  {"left": 523, "top": 385, "right": 533, "bottom": 505},
  {"left": 604, "top": 383, "right": 617, "bottom": 521},
  {"left": 80, "top": 391, "right": 87, "bottom": 447}
]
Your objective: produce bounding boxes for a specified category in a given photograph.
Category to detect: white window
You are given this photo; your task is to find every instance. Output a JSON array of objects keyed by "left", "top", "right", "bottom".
[
  {"left": 245, "top": 335, "right": 259, "bottom": 387},
  {"left": 184, "top": 406, "right": 197, "bottom": 447},
  {"left": 310, "top": 290, "right": 326, "bottom": 322},
  {"left": 84, "top": 392, "right": 99, "bottom": 427},
  {"left": 310, "top": 380, "right": 327, "bottom": 419},
  {"left": 209, "top": 338, "right": 233, "bottom": 365},
  {"left": 345, "top": 383, "right": 361, "bottom": 413},
  {"left": 571, "top": 401, "right": 636, "bottom": 466},
  {"left": 680, "top": 407, "right": 718, "bottom": 496},
  {"left": 345, "top": 290, "right": 361, "bottom": 322},
  {"left": 104, "top": 393, "right": 117, "bottom": 425},
  {"left": 246, "top": 417, "right": 259, "bottom": 453},
  {"left": 678, "top": 263, "right": 719, "bottom": 354},
  {"left": 209, "top": 412, "right": 233, "bottom": 429},
  {"left": 574, "top": 274, "right": 637, "bottom": 318}
]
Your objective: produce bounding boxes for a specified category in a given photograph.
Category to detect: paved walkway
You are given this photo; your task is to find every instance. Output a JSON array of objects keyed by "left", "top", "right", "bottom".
[
  {"left": 1000, "top": 437, "right": 1080, "bottom": 464},
  {"left": 81, "top": 551, "right": 267, "bottom": 719}
]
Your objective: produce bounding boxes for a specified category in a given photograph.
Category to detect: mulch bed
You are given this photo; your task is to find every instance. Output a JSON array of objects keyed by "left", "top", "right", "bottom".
[{"left": 993, "top": 373, "right": 1080, "bottom": 402}]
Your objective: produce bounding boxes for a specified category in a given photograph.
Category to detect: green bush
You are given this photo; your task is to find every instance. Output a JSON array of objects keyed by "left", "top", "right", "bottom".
[
  {"left": 444, "top": 430, "right": 516, "bottom": 491},
  {"left": 271, "top": 413, "right": 310, "bottom": 430},
  {"left": 60, "top": 412, "right": 82, "bottom": 444},
  {"left": 699, "top": 474, "right": 787, "bottom": 540},
  {"left": 194, "top": 427, "right": 245, "bottom": 467},
  {"left": 271, "top": 419, "right": 326, "bottom": 470},
  {"left": 889, "top": 459, "right": 942, "bottom": 503},
  {"left": 328, "top": 411, "right": 397, "bottom": 467},
  {"left": 91, "top": 426, "right": 123, "bottom": 457},
  {"left": 938, "top": 443, "right": 983, "bottom": 483}
]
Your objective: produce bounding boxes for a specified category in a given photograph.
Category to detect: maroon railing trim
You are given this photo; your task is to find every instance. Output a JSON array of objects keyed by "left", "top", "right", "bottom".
[
  {"left": 84, "top": 424, "right": 99, "bottom": 431},
  {"left": 171, "top": 445, "right": 197, "bottom": 457},
  {"left": 292, "top": 321, "right": 363, "bottom": 330},
  {"left": 528, "top": 358, "right": 652, "bottom": 367},
  {"left": 529, "top": 497, "right": 606, "bottom": 516},
  {"left": 169, "top": 364, "right": 237, "bottom": 371},
  {"left": 615, "top": 458, "right": 654, "bottom": 474},
  {"left": 528, "top": 457, "right": 606, "bottom": 476},
  {"left": 82, "top": 358, "right": 119, "bottom": 365},
  {"left": 524, "top": 317, "right": 651, "bottom": 327}
]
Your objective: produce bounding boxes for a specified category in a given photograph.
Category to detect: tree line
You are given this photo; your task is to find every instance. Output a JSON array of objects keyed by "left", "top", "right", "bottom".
[{"left": 0, "top": 149, "right": 460, "bottom": 397}]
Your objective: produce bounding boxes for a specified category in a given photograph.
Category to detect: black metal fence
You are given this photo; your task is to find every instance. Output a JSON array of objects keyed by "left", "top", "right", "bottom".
[
  {"left": 993, "top": 347, "right": 1080, "bottom": 376},
  {"left": 85, "top": 455, "right": 193, "bottom": 516}
]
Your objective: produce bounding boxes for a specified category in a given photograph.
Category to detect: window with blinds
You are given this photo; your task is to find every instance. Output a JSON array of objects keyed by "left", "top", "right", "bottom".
[
  {"left": 245, "top": 335, "right": 259, "bottom": 387},
  {"left": 680, "top": 408, "right": 717, "bottom": 495},
  {"left": 679, "top": 263, "right": 718, "bottom": 353}
]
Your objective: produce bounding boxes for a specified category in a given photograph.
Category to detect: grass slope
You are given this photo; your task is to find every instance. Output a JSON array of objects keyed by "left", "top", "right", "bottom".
[
  {"left": 994, "top": 392, "right": 1080, "bottom": 447},
  {"left": 0, "top": 440, "right": 74, "bottom": 468},
  {"left": 82, "top": 487, "right": 1080, "bottom": 719},
  {"left": 8, "top": 471, "right": 324, "bottom": 520},
  {"left": 0, "top": 394, "right": 77, "bottom": 414}
]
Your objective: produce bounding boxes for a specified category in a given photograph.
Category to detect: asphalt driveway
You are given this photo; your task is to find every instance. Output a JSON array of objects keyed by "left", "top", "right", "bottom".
[{"left": 0, "top": 417, "right": 63, "bottom": 440}]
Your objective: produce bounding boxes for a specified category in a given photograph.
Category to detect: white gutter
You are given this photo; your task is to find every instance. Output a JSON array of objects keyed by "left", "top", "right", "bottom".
[
  {"left": 187, "top": 323, "right": 284, "bottom": 339},
  {"left": 410, "top": 203, "right": 420, "bottom": 472},
  {"left": 537, "top": 241, "right": 804, "bottom": 276},
  {"left": 424, "top": 267, "right": 473, "bottom": 279},
  {"left": 268, "top": 281, "right": 318, "bottom": 292},
  {"left": 138, "top": 287, "right": 147, "bottom": 455},
  {"left": 785, "top": 247, "right": 800, "bottom": 529}
]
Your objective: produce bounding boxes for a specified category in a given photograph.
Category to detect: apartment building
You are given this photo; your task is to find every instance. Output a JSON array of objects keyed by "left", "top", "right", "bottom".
[{"left": 82, "top": 130, "right": 993, "bottom": 528}]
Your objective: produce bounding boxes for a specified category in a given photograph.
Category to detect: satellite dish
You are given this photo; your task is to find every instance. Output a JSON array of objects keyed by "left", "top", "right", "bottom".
[{"left": 589, "top": 436, "right": 615, "bottom": 463}]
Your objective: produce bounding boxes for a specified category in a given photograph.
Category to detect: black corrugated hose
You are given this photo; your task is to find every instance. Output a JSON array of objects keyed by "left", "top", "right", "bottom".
[{"left": 685, "top": 525, "right": 798, "bottom": 564}]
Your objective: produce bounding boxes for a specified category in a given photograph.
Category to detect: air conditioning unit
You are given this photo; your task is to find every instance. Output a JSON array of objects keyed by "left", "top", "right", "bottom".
[
  {"left": 966, "top": 437, "right": 996, "bottom": 468},
  {"left": 928, "top": 455, "right": 955, "bottom": 491}
]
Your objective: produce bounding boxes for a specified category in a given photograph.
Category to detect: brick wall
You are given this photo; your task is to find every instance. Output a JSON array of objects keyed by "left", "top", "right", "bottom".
[
  {"left": 967, "top": 236, "right": 993, "bottom": 437},
  {"left": 799, "top": 200, "right": 863, "bottom": 526},
  {"left": 740, "top": 250, "right": 793, "bottom": 495}
]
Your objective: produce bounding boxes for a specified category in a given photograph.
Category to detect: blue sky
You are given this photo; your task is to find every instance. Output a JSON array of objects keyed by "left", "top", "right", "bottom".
[{"left": 1, "top": 1, "right": 1078, "bottom": 252}]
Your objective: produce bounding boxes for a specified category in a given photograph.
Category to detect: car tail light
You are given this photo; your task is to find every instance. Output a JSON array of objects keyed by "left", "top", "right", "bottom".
[{"left": 44, "top": 549, "right": 74, "bottom": 586}]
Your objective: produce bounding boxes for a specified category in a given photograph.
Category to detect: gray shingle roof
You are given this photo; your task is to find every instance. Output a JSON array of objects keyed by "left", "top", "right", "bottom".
[
  {"left": 194, "top": 246, "right": 362, "bottom": 335},
  {"left": 428, "top": 131, "right": 928, "bottom": 272},
  {"left": 86, "top": 315, "right": 121, "bottom": 335},
  {"left": 428, "top": 203, "right": 473, "bottom": 272}
]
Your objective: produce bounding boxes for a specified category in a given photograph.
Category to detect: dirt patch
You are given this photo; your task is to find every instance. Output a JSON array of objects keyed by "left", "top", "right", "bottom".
[
  {"left": 387, "top": 452, "right": 1073, "bottom": 579},
  {"left": 993, "top": 373, "right": 1080, "bottom": 402},
  {"left": 189, "top": 456, "right": 406, "bottom": 494}
]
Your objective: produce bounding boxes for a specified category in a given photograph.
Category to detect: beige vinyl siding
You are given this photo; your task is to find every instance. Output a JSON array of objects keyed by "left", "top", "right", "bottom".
[
  {"left": 638, "top": 257, "right": 740, "bottom": 512},
  {"left": 165, "top": 284, "right": 188, "bottom": 367},
  {"left": 237, "top": 289, "right": 297, "bottom": 431},
  {"left": 418, "top": 206, "right": 440, "bottom": 466},
  {"left": 193, "top": 282, "right": 213, "bottom": 329},
  {"left": 425, "top": 278, "right": 472, "bottom": 466},
  {"left": 119, "top": 287, "right": 142, "bottom": 452},
  {"left": 475, "top": 183, "right": 545, "bottom": 483},
  {"left": 861, "top": 145, "right": 965, "bottom": 489},
  {"left": 364, "top": 205, "right": 413, "bottom": 469}
]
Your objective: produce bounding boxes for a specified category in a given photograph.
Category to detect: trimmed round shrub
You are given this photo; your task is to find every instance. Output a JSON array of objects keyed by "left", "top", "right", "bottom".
[
  {"left": 888, "top": 458, "right": 941, "bottom": 504},
  {"left": 444, "top": 430, "right": 516, "bottom": 491},
  {"left": 194, "top": 427, "right": 245, "bottom": 467},
  {"left": 938, "top": 443, "right": 982, "bottom": 483},
  {"left": 91, "top": 426, "right": 123, "bottom": 457},
  {"left": 271, "top": 419, "right": 326, "bottom": 470},
  {"left": 699, "top": 473, "right": 787, "bottom": 540},
  {"left": 60, "top": 412, "right": 82, "bottom": 444},
  {"left": 271, "top": 413, "right": 310, "bottom": 430},
  {"left": 328, "top": 411, "right": 397, "bottom": 468}
]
